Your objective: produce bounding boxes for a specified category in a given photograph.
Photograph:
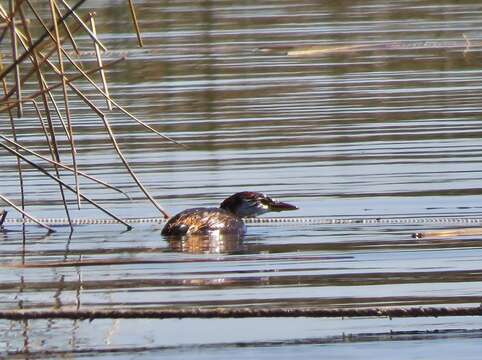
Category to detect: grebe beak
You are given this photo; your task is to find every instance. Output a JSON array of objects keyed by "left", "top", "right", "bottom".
[{"left": 267, "top": 199, "right": 298, "bottom": 212}]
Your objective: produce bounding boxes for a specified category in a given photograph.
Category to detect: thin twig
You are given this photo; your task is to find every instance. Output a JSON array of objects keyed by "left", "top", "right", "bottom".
[
  {"left": 13, "top": 16, "right": 73, "bottom": 142},
  {"left": 49, "top": 0, "right": 81, "bottom": 209},
  {"left": 0, "top": 19, "right": 27, "bottom": 29},
  {"left": 0, "top": 210, "right": 7, "bottom": 226},
  {"left": 0, "top": 141, "right": 132, "bottom": 230},
  {"left": 0, "top": 0, "right": 25, "bottom": 43},
  {"left": 58, "top": 0, "right": 107, "bottom": 51},
  {"left": 0, "top": 15, "right": 80, "bottom": 113},
  {"left": 3, "top": 8, "right": 182, "bottom": 148},
  {"left": 0, "top": 134, "right": 131, "bottom": 199},
  {"left": 52, "top": 0, "right": 80, "bottom": 55},
  {"left": 17, "top": 4, "right": 73, "bottom": 230},
  {"left": 0, "top": 0, "right": 86, "bottom": 83},
  {"left": 0, "top": 45, "right": 25, "bottom": 215},
  {"left": 89, "top": 12, "right": 112, "bottom": 110},
  {"left": 25, "top": 13, "right": 183, "bottom": 147},
  {"left": 21, "top": 0, "right": 76, "bottom": 140},
  {"left": 64, "top": 88, "right": 171, "bottom": 218},
  {"left": 8, "top": 0, "right": 23, "bottom": 116},
  {"left": 10, "top": 40, "right": 171, "bottom": 217},
  {"left": 127, "top": 0, "right": 143, "bottom": 47},
  {"left": 0, "top": 57, "right": 126, "bottom": 114},
  {"left": 8, "top": 5, "right": 180, "bottom": 148},
  {"left": 31, "top": 99, "right": 58, "bottom": 163}
]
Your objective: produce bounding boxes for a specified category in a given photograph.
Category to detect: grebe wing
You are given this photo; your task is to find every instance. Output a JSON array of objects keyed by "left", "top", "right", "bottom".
[{"left": 162, "top": 208, "right": 245, "bottom": 236}]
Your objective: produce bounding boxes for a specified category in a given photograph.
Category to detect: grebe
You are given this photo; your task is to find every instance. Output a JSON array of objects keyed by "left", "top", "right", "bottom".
[{"left": 161, "top": 191, "right": 298, "bottom": 236}]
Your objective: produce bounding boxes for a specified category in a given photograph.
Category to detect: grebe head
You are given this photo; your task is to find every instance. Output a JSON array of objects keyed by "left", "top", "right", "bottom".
[{"left": 219, "top": 191, "right": 298, "bottom": 218}]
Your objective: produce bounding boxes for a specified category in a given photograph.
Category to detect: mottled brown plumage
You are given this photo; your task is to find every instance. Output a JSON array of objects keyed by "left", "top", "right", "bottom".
[
  {"left": 162, "top": 191, "right": 298, "bottom": 237},
  {"left": 161, "top": 207, "right": 245, "bottom": 236}
]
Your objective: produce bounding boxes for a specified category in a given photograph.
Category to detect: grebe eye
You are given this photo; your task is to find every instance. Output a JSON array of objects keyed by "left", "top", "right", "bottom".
[{"left": 260, "top": 198, "right": 271, "bottom": 206}]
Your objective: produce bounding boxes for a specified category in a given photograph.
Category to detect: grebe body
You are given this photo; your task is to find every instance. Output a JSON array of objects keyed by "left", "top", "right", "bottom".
[{"left": 161, "top": 191, "right": 297, "bottom": 236}]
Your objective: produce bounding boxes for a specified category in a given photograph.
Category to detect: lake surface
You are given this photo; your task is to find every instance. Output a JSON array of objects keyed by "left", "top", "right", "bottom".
[{"left": 2, "top": 0, "right": 482, "bottom": 358}]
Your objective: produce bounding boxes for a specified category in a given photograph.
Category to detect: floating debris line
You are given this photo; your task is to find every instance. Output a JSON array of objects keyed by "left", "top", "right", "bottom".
[
  {"left": 258, "top": 36, "right": 480, "bottom": 57},
  {"left": 1, "top": 306, "right": 482, "bottom": 321}
]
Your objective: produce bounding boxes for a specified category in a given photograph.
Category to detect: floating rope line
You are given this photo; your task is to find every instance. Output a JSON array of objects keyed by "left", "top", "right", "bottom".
[
  {"left": 1, "top": 305, "right": 481, "bottom": 320},
  {"left": 3, "top": 216, "right": 166, "bottom": 225},
  {"left": 3, "top": 215, "right": 482, "bottom": 226},
  {"left": 245, "top": 216, "right": 482, "bottom": 225}
]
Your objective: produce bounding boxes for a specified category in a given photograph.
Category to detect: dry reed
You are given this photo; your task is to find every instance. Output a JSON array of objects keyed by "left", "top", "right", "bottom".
[
  {"left": 0, "top": 0, "right": 174, "bottom": 231},
  {"left": 413, "top": 227, "right": 482, "bottom": 238}
]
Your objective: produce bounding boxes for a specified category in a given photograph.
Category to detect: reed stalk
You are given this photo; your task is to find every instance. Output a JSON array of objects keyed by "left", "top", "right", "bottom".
[
  {"left": 0, "top": 194, "right": 53, "bottom": 231},
  {"left": 0, "top": 141, "right": 132, "bottom": 230},
  {"left": 58, "top": 0, "right": 106, "bottom": 51},
  {"left": 17, "top": 4, "right": 73, "bottom": 229},
  {"left": 0, "top": 210, "right": 6, "bottom": 226},
  {"left": 0, "top": 1, "right": 174, "bottom": 229},
  {"left": 127, "top": 0, "right": 143, "bottom": 47},
  {"left": 0, "top": 42, "right": 25, "bottom": 214},
  {"left": 0, "top": 135, "right": 130, "bottom": 199},
  {"left": 52, "top": 0, "right": 80, "bottom": 55},
  {"left": 9, "top": 0, "right": 23, "bottom": 116},
  {"left": 89, "top": 13, "right": 112, "bottom": 110},
  {"left": 49, "top": 0, "right": 81, "bottom": 209},
  {"left": 0, "top": 57, "right": 126, "bottom": 113},
  {"left": 0, "top": 0, "right": 86, "bottom": 83}
]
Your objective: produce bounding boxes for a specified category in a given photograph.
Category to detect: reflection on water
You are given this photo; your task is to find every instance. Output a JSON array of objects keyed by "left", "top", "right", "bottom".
[
  {"left": 167, "top": 233, "right": 245, "bottom": 254},
  {"left": 3, "top": 0, "right": 482, "bottom": 357}
]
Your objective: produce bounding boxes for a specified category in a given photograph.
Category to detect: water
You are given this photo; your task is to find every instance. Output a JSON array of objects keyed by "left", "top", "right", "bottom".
[{"left": 2, "top": 0, "right": 482, "bottom": 358}]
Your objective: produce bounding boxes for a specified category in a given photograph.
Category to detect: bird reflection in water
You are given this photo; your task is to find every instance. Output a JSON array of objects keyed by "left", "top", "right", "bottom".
[{"left": 167, "top": 232, "right": 246, "bottom": 254}]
